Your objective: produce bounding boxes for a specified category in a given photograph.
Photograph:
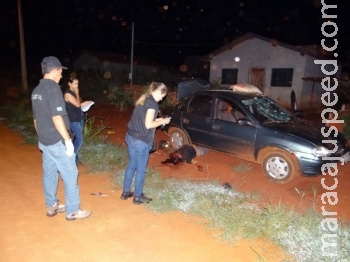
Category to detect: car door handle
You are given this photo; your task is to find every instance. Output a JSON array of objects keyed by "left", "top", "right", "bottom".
[
  {"left": 212, "top": 124, "right": 220, "bottom": 130},
  {"left": 183, "top": 118, "right": 189, "bottom": 124}
]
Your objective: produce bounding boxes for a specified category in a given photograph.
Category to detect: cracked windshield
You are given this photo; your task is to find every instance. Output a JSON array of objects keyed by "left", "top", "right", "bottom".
[{"left": 241, "top": 97, "right": 293, "bottom": 123}]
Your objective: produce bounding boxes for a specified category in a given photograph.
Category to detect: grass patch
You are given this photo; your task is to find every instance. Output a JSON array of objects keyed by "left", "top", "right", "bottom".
[
  {"left": 80, "top": 141, "right": 128, "bottom": 173},
  {"left": 3, "top": 103, "right": 350, "bottom": 261},
  {"left": 341, "top": 113, "right": 350, "bottom": 140},
  {"left": 1, "top": 104, "right": 37, "bottom": 144},
  {"left": 83, "top": 116, "right": 111, "bottom": 143},
  {"left": 112, "top": 168, "right": 350, "bottom": 261},
  {"left": 232, "top": 161, "right": 254, "bottom": 173}
]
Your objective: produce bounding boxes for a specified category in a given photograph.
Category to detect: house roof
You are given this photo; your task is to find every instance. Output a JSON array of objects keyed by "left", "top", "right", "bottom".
[
  {"left": 77, "top": 50, "right": 165, "bottom": 68},
  {"left": 202, "top": 32, "right": 331, "bottom": 61}
]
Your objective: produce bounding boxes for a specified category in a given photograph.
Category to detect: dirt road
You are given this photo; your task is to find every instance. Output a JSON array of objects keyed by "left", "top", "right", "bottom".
[
  {"left": 1, "top": 104, "right": 348, "bottom": 262},
  {"left": 0, "top": 122, "right": 288, "bottom": 261}
]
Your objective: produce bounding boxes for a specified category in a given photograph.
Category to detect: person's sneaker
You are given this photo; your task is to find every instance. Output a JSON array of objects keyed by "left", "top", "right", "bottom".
[
  {"left": 46, "top": 202, "right": 65, "bottom": 217},
  {"left": 120, "top": 191, "right": 134, "bottom": 200},
  {"left": 66, "top": 209, "right": 92, "bottom": 221},
  {"left": 133, "top": 193, "right": 153, "bottom": 205}
]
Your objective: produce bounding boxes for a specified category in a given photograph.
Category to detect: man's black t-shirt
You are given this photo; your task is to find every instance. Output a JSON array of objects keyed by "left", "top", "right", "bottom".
[
  {"left": 31, "top": 79, "right": 70, "bottom": 146},
  {"left": 127, "top": 95, "right": 159, "bottom": 146}
]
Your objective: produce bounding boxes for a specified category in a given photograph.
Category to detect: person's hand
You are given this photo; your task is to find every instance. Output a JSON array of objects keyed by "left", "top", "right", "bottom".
[
  {"left": 65, "top": 139, "right": 74, "bottom": 157},
  {"left": 163, "top": 117, "right": 171, "bottom": 125},
  {"left": 159, "top": 116, "right": 171, "bottom": 129}
]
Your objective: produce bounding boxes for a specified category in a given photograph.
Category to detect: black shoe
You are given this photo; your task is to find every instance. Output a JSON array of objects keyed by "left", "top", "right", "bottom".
[
  {"left": 120, "top": 191, "right": 134, "bottom": 200},
  {"left": 133, "top": 193, "right": 153, "bottom": 205}
]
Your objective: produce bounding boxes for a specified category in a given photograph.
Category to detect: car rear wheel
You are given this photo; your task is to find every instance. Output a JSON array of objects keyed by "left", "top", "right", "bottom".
[
  {"left": 168, "top": 127, "right": 190, "bottom": 149},
  {"left": 261, "top": 149, "right": 298, "bottom": 183}
]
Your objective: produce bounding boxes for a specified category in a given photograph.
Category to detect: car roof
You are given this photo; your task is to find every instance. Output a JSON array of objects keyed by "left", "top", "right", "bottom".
[{"left": 194, "top": 89, "right": 264, "bottom": 99}]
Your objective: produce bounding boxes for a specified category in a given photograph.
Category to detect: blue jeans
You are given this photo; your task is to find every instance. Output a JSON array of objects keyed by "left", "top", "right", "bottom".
[
  {"left": 39, "top": 141, "right": 80, "bottom": 215},
  {"left": 123, "top": 133, "right": 150, "bottom": 197},
  {"left": 70, "top": 120, "right": 84, "bottom": 161}
]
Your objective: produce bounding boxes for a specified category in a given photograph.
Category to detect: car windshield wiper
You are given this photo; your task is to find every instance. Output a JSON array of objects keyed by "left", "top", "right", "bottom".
[
  {"left": 263, "top": 120, "right": 280, "bottom": 124},
  {"left": 263, "top": 119, "right": 289, "bottom": 124}
]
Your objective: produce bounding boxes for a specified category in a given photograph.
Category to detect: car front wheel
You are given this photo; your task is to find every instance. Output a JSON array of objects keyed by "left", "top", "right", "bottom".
[
  {"left": 168, "top": 127, "right": 190, "bottom": 149},
  {"left": 261, "top": 150, "right": 298, "bottom": 183}
]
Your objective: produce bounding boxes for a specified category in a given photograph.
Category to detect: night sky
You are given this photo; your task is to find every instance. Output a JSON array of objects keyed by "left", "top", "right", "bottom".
[{"left": 1, "top": 0, "right": 349, "bottom": 71}]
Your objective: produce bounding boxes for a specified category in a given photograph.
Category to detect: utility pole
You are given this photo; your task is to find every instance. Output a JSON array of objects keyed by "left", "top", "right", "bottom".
[
  {"left": 18, "top": 0, "right": 28, "bottom": 94},
  {"left": 129, "top": 22, "right": 134, "bottom": 89}
]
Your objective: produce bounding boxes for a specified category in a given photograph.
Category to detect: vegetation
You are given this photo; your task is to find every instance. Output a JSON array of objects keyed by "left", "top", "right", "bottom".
[
  {"left": 81, "top": 141, "right": 128, "bottom": 173},
  {"left": 69, "top": 69, "right": 124, "bottom": 104},
  {"left": 341, "top": 113, "right": 350, "bottom": 140},
  {"left": 107, "top": 86, "right": 133, "bottom": 112},
  {"left": 2, "top": 100, "right": 350, "bottom": 262},
  {"left": 83, "top": 116, "right": 110, "bottom": 143},
  {"left": 210, "top": 80, "right": 224, "bottom": 90},
  {"left": 338, "top": 78, "right": 350, "bottom": 108},
  {"left": 232, "top": 161, "right": 254, "bottom": 173},
  {"left": 1, "top": 103, "right": 37, "bottom": 144}
]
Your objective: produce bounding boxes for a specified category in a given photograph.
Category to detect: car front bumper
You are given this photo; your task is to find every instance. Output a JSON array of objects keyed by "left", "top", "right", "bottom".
[
  {"left": 298, "top": 150, "right": 350, "bottom": 177},
  {"left": 340, "top": 151, "right": 350, "bottom": 164}
]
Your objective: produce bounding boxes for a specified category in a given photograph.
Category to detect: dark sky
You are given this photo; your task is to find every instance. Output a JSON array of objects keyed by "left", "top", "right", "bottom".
[{"left": 1, "top": 0, "right": 349, "bottom": 70}]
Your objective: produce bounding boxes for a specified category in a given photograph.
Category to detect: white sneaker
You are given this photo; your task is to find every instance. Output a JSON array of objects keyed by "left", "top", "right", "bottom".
[
  {"left": 46, "top": 202, "right": 65, "bottom": 217},
  {"left": 66, "top": 209, "right": 92, "bottom": 221}
]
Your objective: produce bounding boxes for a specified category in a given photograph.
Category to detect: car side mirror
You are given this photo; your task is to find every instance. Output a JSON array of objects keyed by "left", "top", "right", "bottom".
[{"left": 293, "top": 110, "right": 303, "bottom": 118}]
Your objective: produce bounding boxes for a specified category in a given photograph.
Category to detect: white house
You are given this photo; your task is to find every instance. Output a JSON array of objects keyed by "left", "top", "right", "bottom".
[{"left": 204, "top": 33, "right": 341, "bottom": 110}]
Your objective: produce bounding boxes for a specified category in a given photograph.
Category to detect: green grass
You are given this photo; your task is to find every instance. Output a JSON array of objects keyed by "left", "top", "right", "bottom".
[
  {"left": 1, "top": 104, "right": 37, "bottom": 144},
  {"left": 80, "top": 141, "right": 128, "bottom": 173},
  {"left": 232, "top": 161, "right": 254, "bottom": 173},
  {"left": 2, "top": 104, "right": 350, "bottom": 262},
  {"left": 112, "top": 168, "right": 350, "bottom": 261},
  {"left": 341, "top": 113, "right": 350, "bottom": 140},
  {"left": 83, "top": 116, "right": 111, "bottom": 143}
]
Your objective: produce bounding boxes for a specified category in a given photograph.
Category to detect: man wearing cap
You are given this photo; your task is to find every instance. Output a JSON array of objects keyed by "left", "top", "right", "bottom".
[{"left": 31, "top": 56, "right": 91, "bottom": 221}]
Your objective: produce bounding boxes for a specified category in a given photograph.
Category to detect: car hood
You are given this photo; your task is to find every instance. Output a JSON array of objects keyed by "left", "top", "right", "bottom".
[{"left": 265, "top": 118, "right": 339, "bottom": 146}]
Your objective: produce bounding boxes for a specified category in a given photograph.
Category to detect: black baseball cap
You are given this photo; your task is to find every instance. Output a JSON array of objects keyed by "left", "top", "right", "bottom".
[{"left": 41, "top": 56, "right": 68, "bottom": 71}]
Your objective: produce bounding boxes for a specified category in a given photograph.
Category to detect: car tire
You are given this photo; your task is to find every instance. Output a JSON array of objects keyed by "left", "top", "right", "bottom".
[
  {"left": 168, "top": 127, "right": 190, "bottom": 149},
  {"left": 261, "top": 149, "right": 298, "bottom": 183}
]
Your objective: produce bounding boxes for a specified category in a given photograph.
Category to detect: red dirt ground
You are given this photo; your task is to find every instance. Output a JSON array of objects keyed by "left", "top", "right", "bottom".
[
  {"left": 92, "top": 105, "right": 350, "bottom": 220},
  {"left": 0, "top": 103, "right": 348, "bottom": 261}
]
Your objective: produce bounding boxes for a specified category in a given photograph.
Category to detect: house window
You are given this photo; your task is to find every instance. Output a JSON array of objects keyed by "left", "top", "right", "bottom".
[
  {"left": 221, "top": 69, "right": 238, "bottom": 85},
  {"left": 271, "top": 68, "right": 293, "bottom": 87}
]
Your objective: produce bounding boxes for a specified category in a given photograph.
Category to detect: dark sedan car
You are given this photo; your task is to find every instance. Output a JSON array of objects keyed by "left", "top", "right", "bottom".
[{"left": 161, "top": 90, "right": 350, "bottom": 183}]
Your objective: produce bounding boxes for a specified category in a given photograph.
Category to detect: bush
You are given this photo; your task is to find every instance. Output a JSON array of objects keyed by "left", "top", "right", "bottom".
[
  {"left": 210, "top": 80, "right": 223, "bottom": 90},
  {"left": 83, "top": 116, "right": 110, "bottom": 143},
  {"left": 341, "top": 113, "right": 350, "bottom": 139},
  {"left": 107, "top": 86, "right": 133, "bottom": 111},
  {"left": 69, "top": 69, "right": 128, "bottom": 103}
]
